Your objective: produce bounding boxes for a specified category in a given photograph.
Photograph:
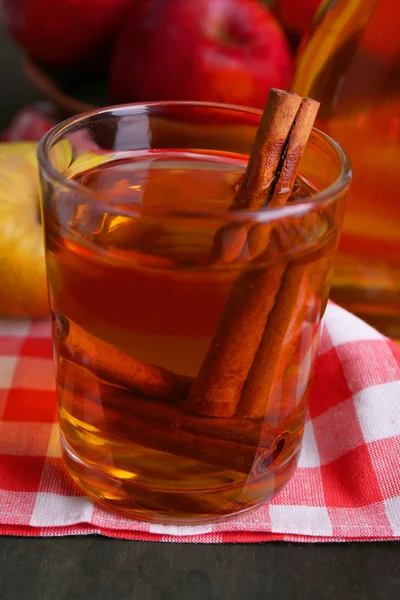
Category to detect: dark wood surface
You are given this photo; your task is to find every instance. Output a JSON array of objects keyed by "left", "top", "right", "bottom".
[
  {"left": 1, "top": 537, "right": 400, "bottom": 600},
  {"left": 1, "top": 25, "right": 399, "bottom": 600}
]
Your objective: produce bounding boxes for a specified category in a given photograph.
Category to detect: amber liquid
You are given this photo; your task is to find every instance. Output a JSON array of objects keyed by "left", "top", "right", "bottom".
[
  {"left": 46, "top": 150, "right": 330, "bottom": 522},
  {"left": 292, "top": 0, "right": 400, "bottom": 339}
]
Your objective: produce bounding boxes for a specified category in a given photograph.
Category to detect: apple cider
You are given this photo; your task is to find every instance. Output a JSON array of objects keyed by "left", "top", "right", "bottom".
[{"left": 39, "top": 103, "right": 349, "bottom": 523}]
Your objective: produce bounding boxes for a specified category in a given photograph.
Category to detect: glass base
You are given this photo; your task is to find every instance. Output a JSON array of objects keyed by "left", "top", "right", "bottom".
[{"left": 61, "top": 434, "right": 299, "bottom": 526}]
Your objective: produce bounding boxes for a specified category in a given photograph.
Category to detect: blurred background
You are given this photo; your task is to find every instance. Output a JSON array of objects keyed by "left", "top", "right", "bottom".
[
  {"left": 0, "top": 0, "right": 318, "bottom": 120},
  {"left": 0, "top": 25, "right": 40, "bottom": 129}
]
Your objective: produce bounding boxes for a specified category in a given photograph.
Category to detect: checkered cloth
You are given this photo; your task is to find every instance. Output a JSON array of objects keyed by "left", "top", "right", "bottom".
[{"left": 1, "top": 303, "right": 399, "bottom": 543}]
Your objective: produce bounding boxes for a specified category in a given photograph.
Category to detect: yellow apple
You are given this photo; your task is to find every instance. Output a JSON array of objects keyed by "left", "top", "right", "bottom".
[
  {"left": 0, "top": 142, "right": 48, "bottom": 317},
  {"left": 0, "top": 140, "right": 116, "bottom": 317}
]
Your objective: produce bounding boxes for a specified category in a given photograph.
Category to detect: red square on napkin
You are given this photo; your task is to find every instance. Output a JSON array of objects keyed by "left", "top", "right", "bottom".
[{"left": 0, "top": 456, "right": 46, "bottom": 492}]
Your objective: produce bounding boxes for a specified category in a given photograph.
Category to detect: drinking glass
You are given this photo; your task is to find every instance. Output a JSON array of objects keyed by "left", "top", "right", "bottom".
[{"left": 38, "top": 102, "right": 350, "bottom": 523}]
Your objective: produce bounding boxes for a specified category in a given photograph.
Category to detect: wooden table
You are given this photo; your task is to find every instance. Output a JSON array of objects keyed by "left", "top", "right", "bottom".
[{"left": 1, "top": 537, "right": 399, "bottom": 599}]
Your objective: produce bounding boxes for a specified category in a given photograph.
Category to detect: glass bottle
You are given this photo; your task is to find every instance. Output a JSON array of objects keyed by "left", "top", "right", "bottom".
[{"left": 292, "top": 0, "right": 400, "bottom": 340}]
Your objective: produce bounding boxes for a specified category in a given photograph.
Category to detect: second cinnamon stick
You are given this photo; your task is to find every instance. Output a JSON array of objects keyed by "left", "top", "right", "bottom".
[
  {"left": 53, "top": 312, "right": 192, "bottom": 403},
  {"left": 185, "top": 90, "right": 320, "bottom": 418}
]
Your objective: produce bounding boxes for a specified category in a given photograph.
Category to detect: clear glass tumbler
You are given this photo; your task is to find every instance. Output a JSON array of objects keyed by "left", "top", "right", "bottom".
[{"left": 38, "top": 102, "right": 350, "bottom": 524}]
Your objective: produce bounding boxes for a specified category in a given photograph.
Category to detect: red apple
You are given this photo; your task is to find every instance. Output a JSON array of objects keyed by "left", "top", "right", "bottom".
[
  {"left": 274, "top": 0, "right": 322, "bottom": 40},
  {"left": 110, "top": 0, "right": 292, "bottom": 109},
  {"left": 2, "top": 0, "right": 134, "bottom": 70}
]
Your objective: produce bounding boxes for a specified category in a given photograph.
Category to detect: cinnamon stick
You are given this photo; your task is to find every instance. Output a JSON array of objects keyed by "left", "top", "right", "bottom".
[
  {"left": 210, "top": 89, "right": 303, "bottom": 264},
  {"left": 59, "top": 385, "right": 286, "bottom": 475},
  {"left": 236, "top": 265, "right": 309, "bottom": 419},
  {"left": 58, "top": 358, "right": 281, "bottom": 449},
  {"left": 184, "top": 264, "right": 286, "bottom": 417},
  {"left": 185, "top": 90, "right": 319, "bottom": 418},
  {"left": 237, "top": 254, "right": 331, "bottom": 419},
  {"left": 53, "top": 312, "right": 192, "bottom": 402},
  {"left": 234, "top": 97, "right": 321, "bottom": 418},
  {"left": 233, "top": 89, "right": 305, "bottom": 210}
]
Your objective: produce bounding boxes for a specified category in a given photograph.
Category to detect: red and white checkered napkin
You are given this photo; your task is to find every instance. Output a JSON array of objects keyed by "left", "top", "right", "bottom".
[{"left": 0, "top": 302, "right": 399, "bottom": 543}]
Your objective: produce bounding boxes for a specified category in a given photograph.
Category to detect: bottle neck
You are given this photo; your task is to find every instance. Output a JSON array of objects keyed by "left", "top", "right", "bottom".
[{"left": 291, "top": 0, "right": 379, "bottom": 97}]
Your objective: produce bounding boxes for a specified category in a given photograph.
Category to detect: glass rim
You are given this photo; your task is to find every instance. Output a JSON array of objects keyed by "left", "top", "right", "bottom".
[{"left": 37, "top": 100, "right": 352, "bottom": 224}]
